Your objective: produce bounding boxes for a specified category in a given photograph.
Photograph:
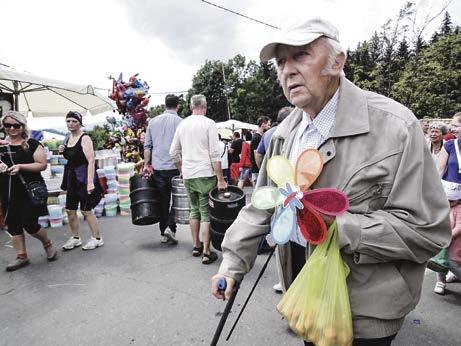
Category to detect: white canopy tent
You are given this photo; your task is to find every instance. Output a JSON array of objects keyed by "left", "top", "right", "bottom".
[
  {"left": 216, "top": 119, "right": 258, "bottom": 131},
  {"left": 0, "top": 64, "right": 114, "bottom": 117},
  {"left": 28, "top": 111, "right": 123, "bottom": 133}
]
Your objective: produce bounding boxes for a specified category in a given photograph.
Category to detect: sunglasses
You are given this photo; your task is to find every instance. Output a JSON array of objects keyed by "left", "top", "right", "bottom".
[{"left": 3, "top": 123, "right": 22, "bottom": 129}]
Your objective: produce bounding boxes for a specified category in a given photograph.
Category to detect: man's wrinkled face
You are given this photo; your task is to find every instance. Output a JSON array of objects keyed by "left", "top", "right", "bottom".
[{"left": 275, "top": 40, "right": 331, "bottom": 113}]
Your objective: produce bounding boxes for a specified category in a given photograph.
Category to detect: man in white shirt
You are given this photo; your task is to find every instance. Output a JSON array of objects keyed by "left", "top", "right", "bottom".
[{"left": 170, "top": 95, "right": 227, "bottom": 264}]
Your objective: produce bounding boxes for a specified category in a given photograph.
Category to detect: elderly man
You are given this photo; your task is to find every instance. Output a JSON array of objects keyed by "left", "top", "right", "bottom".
[
  {"left": 212, "top": 18, "right": 450, "bottom": 345},
  {"left": 170, "top": 94, "right": 227, "bottom": 265}
]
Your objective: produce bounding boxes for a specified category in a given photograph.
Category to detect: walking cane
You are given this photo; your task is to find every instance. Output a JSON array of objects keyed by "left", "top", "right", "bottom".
[
  {"left": 210, "top": 279, "right": 240, "bottom": 346},
  {"left": 225, "top": 246, "right": 275, "bottom": 341}
]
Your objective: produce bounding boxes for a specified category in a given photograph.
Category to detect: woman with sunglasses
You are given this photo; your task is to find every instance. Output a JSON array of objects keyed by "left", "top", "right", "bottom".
[
  {"left": 60, "top": 111, "right": 104, "bottom": 251},
  {"left": 0, "top": 111, "right": 58, "bottom": 271}
]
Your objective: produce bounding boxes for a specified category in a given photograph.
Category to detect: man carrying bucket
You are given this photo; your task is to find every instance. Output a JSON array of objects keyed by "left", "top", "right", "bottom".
[
  {"left": 170, "top": 94, "right": 227, "bottom": 265},
  {"left": 144, "top": 94, "right": 182, "bottom": 244}
]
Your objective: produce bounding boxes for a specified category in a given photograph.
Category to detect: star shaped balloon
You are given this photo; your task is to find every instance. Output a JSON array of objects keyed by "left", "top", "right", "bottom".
[{"left": 251, "top": 149, "right": 349, "bottom": 245}]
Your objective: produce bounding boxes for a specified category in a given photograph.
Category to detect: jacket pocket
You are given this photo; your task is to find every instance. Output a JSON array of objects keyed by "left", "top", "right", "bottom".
[
  {"left": 346, "top": 258, "right": 414, "bottom": 319},
  {"left": 348, "top": 182, "right": 392, "bottom": 212}
]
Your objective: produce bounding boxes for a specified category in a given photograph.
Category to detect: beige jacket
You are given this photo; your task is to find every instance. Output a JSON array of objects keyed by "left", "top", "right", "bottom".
[{"left": 218, "top": 77, "right": 451, "bottom": 338}]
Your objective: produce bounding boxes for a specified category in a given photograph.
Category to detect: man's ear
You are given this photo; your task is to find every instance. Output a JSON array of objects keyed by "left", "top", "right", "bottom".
[{"left": 331, "top": 52, "right": 347, "bottom": 75}]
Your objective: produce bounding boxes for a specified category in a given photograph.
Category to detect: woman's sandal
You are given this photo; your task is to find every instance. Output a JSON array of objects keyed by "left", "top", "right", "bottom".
[
  {"left": 202, "top": 251, "right": 218, "bottom": 265},
  {"left": 192, "top": 242, "right": 203, "bottom": 257}
]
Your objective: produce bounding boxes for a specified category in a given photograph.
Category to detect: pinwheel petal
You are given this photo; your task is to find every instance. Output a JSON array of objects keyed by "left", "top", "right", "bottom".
[
  {"left": 302, "top": 188, "right": 349, "bottom": 215},
  {"left": 297, "top": 201, "right": 328, "bottom": 244},
  {"left": 271, "top": 207, "right": 296, "bottom": 245},
  {"left": 295, "top": 149, "right": 323, "bottom": 192},
  {"left": 251, "top": 186, "right": 284, "bottom": 209},
  {"left": 267, "top": 156, "right": 295, "bottom": 187}
]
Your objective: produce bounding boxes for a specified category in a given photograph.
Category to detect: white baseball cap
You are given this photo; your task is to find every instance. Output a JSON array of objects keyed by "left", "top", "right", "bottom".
[{"left": 259, "top": 17, "right": 340, "bottom": 62}]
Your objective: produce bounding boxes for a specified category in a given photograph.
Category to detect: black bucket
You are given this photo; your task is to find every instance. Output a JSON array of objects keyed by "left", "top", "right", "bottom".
[
  {"left": 209, "top": 185, "right": 245, "bottom": 251},
  {"left": 129, "top": 175, "right": 161, "bottom": 225}
]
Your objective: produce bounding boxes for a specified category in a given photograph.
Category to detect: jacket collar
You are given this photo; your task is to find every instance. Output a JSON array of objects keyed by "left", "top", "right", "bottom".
[{"left": 274, "top": 77, "right": 370, "bottom": 140}]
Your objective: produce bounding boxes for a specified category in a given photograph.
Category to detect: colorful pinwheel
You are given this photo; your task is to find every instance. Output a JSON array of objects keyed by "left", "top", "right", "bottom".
[{"left": 251, "top": 149, "right": 349, "bottom": 245}]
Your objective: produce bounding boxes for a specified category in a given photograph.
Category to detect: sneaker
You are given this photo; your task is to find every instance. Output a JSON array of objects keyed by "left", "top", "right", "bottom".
[
  {"left": 164, "top": 229, "right": 178, "bottom": 245},
  {"left": 82, "top": 237, "right": 104, "bottom": 250},
  {"left": 44, "top": 241, "right": 58, "bottom": 261},
  {"left": 273, "top": 282, "right": 283, "bottom": 293},
  {"left": 160, "top": 235, "right": 169, "bottom": 243},
  {"left": 62, "top": 237, "right": 82, "bottom": 251},
  {"left": 434, "top": 281, "right": 446, "bottom": 295},
  {"left": 6, "top": 257, "right": 30, "bottom": 272},
  {"left": 446, "top": 271, "right": 459, "bottom": 283}
]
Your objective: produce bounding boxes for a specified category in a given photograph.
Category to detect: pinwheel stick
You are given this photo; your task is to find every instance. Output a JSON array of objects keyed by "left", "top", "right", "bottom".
[{"left": 226, "top": 246, "right": 276, "bottom": 341}]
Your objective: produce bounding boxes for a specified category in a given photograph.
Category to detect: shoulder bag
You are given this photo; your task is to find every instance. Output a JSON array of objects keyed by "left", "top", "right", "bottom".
[{"left": 7, "top": 145, "right": 48, "bottom": 207}]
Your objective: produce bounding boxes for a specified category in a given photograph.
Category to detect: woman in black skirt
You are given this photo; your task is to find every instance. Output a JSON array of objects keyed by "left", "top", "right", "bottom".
[
  {"left": 0, "top": 111, "right": 57, "bottom": 271},
  {"left": 60, "top": 111, "right": 103, "bottom": 251}
]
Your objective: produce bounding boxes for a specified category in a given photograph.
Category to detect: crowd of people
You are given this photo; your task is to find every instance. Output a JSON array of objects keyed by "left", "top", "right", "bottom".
[{"left": 0, "top": 15, "right": 460, "bottom": 346}]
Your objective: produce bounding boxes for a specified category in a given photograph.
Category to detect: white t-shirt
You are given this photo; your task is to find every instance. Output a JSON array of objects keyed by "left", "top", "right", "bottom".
[
  {"left": 170, "top": 114, "right": 222, "bottom": 179},
  {"left": 219, "top": 141, "right": 229, "bottom": 170}
]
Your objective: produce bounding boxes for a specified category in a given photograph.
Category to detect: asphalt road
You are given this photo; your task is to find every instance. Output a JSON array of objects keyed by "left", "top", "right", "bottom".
[{"left": 0, "top": 215, "right": 460, "bottom": 346}]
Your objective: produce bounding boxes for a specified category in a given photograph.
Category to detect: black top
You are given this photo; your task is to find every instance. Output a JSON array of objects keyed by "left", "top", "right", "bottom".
[
  {"left": 250, "top": 133, "right": 262, "bottom": 173},
  {"left": 63, "top": 134, "right": 89, "bottom": 167},
  {"left": 230, "top": 138, "right": 243, "bottom": 163},
  {"left": 0, "top": 138, "right": 47, "bottom": 218},
  {"left": 0, "top": 138, "right": 44, "bottom": 184}
]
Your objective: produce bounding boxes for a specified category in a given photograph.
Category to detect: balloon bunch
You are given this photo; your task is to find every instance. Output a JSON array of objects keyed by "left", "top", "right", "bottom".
[
  {"left": 109, "top": 73, "right": 150, "bottom": 130},
  {"left": 103, "top": 122, "right": 146, "bottom": 172}
]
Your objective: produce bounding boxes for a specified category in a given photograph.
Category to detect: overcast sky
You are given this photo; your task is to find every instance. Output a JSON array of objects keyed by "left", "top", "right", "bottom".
[{"left": 1, "top": 0, "right": 460, "bottom": 106}]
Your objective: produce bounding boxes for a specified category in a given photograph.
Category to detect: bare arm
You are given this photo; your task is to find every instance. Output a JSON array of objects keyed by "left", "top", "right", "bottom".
[
  {"left": 82, "top": 135, "right": 96, "bottom": 192},
  {"left": 212, "top": 161, "right": 227, "bottom": 190},
  {"left": 437, "top": 146, "right": 448, "bottom": 177},
  {"left": 255, "top": 152, "right": 263, "bottom": 168},
  {"left": 8, "top": 144, "right": 47, "bottom": 174}
]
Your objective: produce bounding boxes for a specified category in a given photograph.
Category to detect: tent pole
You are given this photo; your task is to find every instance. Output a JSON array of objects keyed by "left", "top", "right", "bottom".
[{"left": 13, "top": 81, "right": 19, "bottom": 111}]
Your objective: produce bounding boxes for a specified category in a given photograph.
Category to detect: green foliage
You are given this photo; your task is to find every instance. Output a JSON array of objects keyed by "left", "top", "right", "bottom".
[
  {"left": 87, "top": 125, "right": 110, "bottom": 150},
  {"left": 186, "top": 55, "right": 290, "bottom": 124},
  {"left": 149, "top": 105, "right": 165, "bottom": 118},
  {"left": 392, "top": 32, "right": 461, "bottom": 118},
  {"left": 345, "top": 5, "right": 460, "bottom": 119}
]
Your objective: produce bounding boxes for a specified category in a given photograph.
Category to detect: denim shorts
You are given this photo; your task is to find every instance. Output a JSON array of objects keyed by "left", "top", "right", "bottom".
[{"left": 239, "top": 168, "right": 251, "bottom": 181}]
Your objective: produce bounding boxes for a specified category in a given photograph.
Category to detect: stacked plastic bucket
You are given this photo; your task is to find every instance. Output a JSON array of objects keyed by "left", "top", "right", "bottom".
[
  {"left": 104, "top": 166, "right": 118, "bottom": 216},
  {"left": 117, "top": 163, "right": 135, "bottom": 216},
  {"left": 49, "top": 154, "right": 65, "bottom": 177},
  {"left": 48, "top": 204, "right": 64, "bottom": 228},
  {"left": 94, "top": 198, "right": 105, "bottom": 217}
]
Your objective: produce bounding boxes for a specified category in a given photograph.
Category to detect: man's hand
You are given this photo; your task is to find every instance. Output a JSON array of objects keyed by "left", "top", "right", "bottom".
[
  {"left": 211, "top": 274, "right": 236, "bottom": 300},
  {"left": 217, "top": 178, "right": 227, "bottom": 191},
  {"left": 142, "top": 164, "right": 153, "bottom": 177}
]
